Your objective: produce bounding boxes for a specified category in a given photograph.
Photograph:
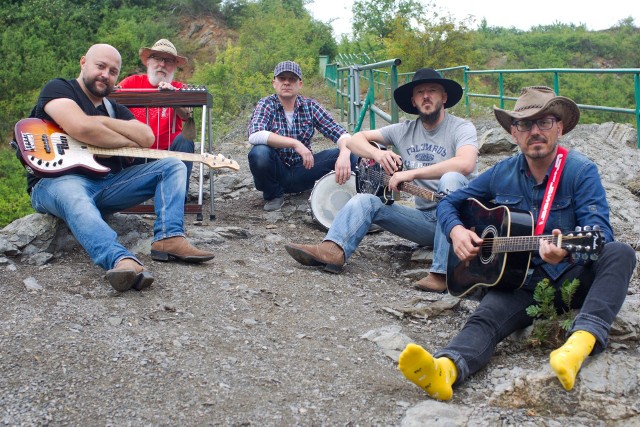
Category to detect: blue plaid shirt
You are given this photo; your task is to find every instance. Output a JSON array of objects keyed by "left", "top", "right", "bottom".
[{"left": 248, "top": 94, "right": 347, "bottom": 166}]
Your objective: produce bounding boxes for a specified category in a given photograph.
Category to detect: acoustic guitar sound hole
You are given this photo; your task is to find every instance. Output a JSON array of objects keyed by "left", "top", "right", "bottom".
[{"left": 479, "top": 226, "right": 497, "bottom": 264}]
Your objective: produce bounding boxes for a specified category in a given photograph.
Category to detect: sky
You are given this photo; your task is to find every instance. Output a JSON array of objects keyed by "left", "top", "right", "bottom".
[{"left": 305, "top": 0, "right": 638, "bottom": 37}]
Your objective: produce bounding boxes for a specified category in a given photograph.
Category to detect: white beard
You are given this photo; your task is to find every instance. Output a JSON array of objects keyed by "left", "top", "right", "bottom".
[{"left": 147, "top": 68, "right": 175, "bottom": 86}]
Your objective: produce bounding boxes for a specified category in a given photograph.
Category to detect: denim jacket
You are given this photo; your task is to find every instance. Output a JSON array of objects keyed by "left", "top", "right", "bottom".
[{"left": 437, "top": 148, "right": 613, "bottom": 280}]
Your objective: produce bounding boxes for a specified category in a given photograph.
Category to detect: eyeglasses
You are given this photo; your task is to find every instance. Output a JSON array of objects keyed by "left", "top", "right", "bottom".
[
  {"left": 149, "top": 55, "right": 176, "bottom": 65},
  {"left": 512, "top": 117, "right": 558, "bottom": 132}
]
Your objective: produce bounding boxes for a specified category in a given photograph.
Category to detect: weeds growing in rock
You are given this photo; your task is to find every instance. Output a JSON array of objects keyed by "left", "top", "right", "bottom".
[{"left": 526, "top": 278, "right": 581, "bottom": 348}]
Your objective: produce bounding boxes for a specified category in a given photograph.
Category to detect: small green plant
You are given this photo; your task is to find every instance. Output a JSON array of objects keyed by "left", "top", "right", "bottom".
[{"left": 526, "top": 278, "right": 581, "bottom": 348}]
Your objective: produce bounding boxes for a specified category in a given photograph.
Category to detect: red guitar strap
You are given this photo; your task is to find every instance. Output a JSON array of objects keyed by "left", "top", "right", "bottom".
[{"left": 535, "top": 146, "right": 568, "bottom": 235}]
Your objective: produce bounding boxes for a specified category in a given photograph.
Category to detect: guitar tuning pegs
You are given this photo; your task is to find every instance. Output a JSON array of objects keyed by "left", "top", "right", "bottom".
[
  {"left": 590, "top": 254, "right": 599, "bottom": 261},
  {"left": 574, "top": 226, "right": 582, "bottom": 232},
  {"left": 581, "top": 253, "right": 589, "bottom": 260},
  {"left": 583, "top": 226, "right": 592, "bottom": 231},
  {"left": 565, "top": 244, "right": 574, "bottom": 252},
  {"left": 593, "top": 225, "right": 600, "bottom": 231}
]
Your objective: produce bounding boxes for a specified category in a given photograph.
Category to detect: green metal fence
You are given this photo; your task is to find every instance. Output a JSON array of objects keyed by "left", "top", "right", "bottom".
[
  {"left": 325, "top": 59, "right": 402, "bottom": 132},
  {"left": 323, "top": 60, "right": 640, "bottom": 147}
]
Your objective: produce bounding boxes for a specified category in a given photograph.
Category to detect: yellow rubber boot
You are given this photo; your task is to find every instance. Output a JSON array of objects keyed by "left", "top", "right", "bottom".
[
  {"left": 398, "top": 343, "right": 457, "bottom": 401},
  {"left": 549, "top": 330, "right": 596, "bottom": 391}
]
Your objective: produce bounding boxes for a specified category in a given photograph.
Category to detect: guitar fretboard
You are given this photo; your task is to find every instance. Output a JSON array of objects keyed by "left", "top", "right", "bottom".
[
  {"left": 487, "top": 234, "right": 598, "bottom": 254},
  {"left": 88, "top": 145, "right": 204, "bottom": 163},
  {"left": 360, "top": 167, "right": 443, "bottom": 202},
  {"left": 490, "top": 235, "right": 561, "bottom": 253}
]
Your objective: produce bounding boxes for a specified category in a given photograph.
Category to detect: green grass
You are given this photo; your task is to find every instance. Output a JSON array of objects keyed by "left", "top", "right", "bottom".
[{"left": 0, "top": 145, "right": 34, "bottom": 228}]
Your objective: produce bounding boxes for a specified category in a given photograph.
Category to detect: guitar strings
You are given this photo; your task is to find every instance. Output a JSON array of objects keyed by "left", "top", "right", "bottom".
[{"left": 360, "top": 167, "right": 439, "bottom": 201}]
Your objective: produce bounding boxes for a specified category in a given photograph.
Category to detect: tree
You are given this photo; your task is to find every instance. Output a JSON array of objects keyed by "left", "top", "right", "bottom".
[
  {"left": 383, "top": 6, "right": 476, "bottom": 72},
  {"left": 352, "top": 0, "right": 423, "bottom": 39}
]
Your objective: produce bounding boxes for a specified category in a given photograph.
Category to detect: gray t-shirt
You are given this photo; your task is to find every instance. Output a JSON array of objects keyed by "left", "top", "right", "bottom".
[{"left": 378, "top": 113, "right": 478, "bottom": 210}]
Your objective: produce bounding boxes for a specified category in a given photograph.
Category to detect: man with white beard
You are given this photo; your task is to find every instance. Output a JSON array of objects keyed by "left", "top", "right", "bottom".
[{"left": 118, "top": 39, "right": 195, "bottom": 196}]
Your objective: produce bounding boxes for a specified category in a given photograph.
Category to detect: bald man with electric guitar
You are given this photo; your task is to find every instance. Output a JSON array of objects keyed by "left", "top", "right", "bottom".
[{"left": 12, "top": 43, "right": 237, "bottom": 292}]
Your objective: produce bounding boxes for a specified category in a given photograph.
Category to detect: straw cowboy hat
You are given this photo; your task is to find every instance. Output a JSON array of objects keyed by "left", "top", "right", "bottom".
[
  {"left": 139, "top": 39, "right": 188, "bottom": 67},
  {"left": 393, "top": 68, "right": 463, "bottom": 114},
  {"left": 493, "top": 86, "right": 580, "bottom": 134}
]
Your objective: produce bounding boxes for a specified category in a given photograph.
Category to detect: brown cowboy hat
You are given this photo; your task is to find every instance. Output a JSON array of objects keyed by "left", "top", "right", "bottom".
[
  {"left": 139, "top": 39, "right": 188, "bottom": 67},
  {"left": 493, "top": 86, "right": 580, "bottom": 134},
  {"left": 393, "top": 68, "right": 463, "bottom": 114}
]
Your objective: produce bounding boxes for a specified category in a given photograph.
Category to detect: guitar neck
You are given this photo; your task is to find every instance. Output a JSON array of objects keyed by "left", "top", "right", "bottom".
[
  {"left": 380, "top": 173, "right": 441, "bottom": 202},
  {"left": 492, "top": 234, "right": 559, "bottom": 253},
  {"left": 89, "top": 146, "right": 203, "bottom": 164}
]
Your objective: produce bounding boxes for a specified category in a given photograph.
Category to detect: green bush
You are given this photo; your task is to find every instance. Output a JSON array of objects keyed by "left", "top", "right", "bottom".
[{"left": 0, "top": 146, "right": 33, "bottom": 228}]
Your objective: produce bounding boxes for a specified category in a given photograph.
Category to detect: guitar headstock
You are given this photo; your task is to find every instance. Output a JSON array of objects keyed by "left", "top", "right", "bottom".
[
  {"left": 201, "top": 153, "right": 239, "bottom": 171},
  {"left": 563, "top": 225, "right": 604, "bottom": 260}
]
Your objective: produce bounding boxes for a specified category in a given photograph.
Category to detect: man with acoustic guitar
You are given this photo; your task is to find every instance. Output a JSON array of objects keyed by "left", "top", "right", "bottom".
[
  {"left": 285, "top": 68, "right": 478, "bottom": 292},
  {"left": 21, "top": 43, "right": 215, "bottom": 292},
  {"left": 398, "top": 86, "right": 635, "bottom": 399}
]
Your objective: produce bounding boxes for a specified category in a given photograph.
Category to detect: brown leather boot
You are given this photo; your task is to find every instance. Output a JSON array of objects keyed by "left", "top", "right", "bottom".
[
  {"left": 284, "top": 241, "right": 345, "bottom": 273},
  {"left": 415, "top": 272, "right": 447, "bottom": 293},
  {"left": 151, "top": 236, "right": 215, "bottom": 263},
  {"left": 105, "top": 258, "right": 154, "bottom": 292}
]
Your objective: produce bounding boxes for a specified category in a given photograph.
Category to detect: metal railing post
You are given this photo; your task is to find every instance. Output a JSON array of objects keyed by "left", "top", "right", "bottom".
[
  {"left": 368, "top": 69, "right": 376, "bottom": 130},
  {"left": 390, "top": 62, "right": 399, "bottom": 124},
  {"left": 635, "top": 72, "right": 640, "bottom": 148}
]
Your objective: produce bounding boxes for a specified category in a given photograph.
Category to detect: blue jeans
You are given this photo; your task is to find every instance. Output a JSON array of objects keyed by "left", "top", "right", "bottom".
[
  {"left": 170, "top": 134, "right": 195, "bottom": 195},
  {"left": 325, "top": 172, "right": 469, "bottom": 274},
  {"left": 131, "top": 133, "right": 194, "bottom": 196},
  {"left": 435, "top": 241, "right": 635, "bottom": 384},
  {"left": 30, "top": 158, "right": 188, "bottom": 270},
  {"left": 248, "top": 145, "right": 357, "bottom": 201}
]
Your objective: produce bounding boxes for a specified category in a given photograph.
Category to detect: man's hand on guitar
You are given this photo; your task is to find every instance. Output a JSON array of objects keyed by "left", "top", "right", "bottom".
[
  {"left": 539, "top": 229, "right": 569, "bottom": 265},
  {"left": 373, "top": 150, "right": 402, "bottom": 176},
  {"left": 450, "top": 225, "right": 483, "bottom": 262},
  {"left": 157, "top": 81, "right": 179, "bottom": 91},
  {"left": 387, "top": 170, "right": 412, "bottom": 192}
]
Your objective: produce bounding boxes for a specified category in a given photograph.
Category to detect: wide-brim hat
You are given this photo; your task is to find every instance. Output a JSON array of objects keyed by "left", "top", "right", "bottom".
[
  {"left": 493, "top": 86, "right": 580, "bottom": 134},
  {"left": 393, "top": 68, "right": 463, "bottom": 114},
  {"left": 139, "top": 39, "right": 188, "bottom": 67}
]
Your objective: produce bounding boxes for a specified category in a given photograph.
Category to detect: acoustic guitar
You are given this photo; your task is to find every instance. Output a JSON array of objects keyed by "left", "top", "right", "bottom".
[
  {"left": 13, "top": 118, "right": 238, "bottom": 177},
  {"left": 446, "top": 198, "right": 604, "bottom": 297}
]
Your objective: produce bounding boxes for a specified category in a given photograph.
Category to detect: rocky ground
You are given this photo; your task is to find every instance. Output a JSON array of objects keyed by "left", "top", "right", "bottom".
[{"left": 1, "top": 111, "right": 640, "bottom": 426}]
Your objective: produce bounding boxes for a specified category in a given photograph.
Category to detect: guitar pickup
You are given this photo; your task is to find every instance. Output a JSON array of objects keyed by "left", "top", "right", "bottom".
[{"left": 41, "top": 133, "right": 51, "bottom": 154}]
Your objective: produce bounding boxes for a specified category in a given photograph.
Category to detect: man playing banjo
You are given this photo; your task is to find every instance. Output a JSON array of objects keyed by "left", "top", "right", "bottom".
[{"left": 285, "top": 68, "right": 478, "bottom": 292}]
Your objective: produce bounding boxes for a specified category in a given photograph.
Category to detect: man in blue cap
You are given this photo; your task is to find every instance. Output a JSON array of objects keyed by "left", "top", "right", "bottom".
[{"left": 248, "top": 60, "right": 357, "bottom": 211}]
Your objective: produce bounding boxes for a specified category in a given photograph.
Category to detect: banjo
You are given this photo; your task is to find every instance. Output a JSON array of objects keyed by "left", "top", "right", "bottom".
[{"left": 308, "top": 155, "right": 444, "bottom": 230}]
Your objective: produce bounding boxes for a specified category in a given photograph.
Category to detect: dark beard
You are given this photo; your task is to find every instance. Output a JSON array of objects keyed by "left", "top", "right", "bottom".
[
  {"left": 418, "top": 103, "right": 443, "bottom": 126},
  {"left": 84, "top": 76, "right": 113, "bottom": 98}
]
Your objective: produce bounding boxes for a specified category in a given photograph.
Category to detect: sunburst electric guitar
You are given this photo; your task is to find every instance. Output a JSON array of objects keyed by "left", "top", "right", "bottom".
[
  {"left": 13, "top": 118, "right": 239, "bottom": 177},
  {"left": 446, "top": 198, "right": 604, "bottom": 297}
]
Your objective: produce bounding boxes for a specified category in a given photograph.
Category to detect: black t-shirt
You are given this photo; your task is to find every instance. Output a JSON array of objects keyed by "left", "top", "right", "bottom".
[{"left": 26, "top": 78, "right": 135, "bottom": 192}]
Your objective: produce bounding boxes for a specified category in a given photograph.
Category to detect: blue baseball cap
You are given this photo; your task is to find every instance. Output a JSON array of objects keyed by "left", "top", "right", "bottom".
[{"left": 274, "top": 61, "right": 302, "bottom": 79}]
